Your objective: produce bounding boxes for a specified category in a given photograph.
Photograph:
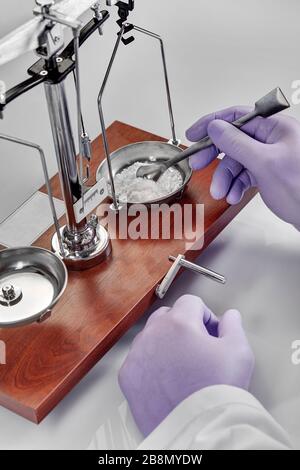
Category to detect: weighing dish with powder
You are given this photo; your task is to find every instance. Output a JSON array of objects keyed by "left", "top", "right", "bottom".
[{"left": 96, "top": 141, "right": 192, "bottom": 205}]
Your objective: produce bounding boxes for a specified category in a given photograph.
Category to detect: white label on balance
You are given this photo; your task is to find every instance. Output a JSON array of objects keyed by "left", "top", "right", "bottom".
[{"left": 73, "top": 178, "right": 108, "bottom": 224}]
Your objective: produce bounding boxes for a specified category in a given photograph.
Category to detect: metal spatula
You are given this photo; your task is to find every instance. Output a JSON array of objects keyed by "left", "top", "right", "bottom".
[{"left": 136, "top": 87, "right": 290, "bottom": 182}]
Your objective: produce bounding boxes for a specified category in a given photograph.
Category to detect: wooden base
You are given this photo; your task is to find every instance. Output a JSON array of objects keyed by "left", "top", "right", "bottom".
[{"left": 0, "top": 122, "right": 256, "bottom": 423}]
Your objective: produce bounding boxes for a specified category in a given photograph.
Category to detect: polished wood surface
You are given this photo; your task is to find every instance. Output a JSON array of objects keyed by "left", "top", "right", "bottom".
[{"left": 0, "top": 121, "right": 256, "bottom": 423}]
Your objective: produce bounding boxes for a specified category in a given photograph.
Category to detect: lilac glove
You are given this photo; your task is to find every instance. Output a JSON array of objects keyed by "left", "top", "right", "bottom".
[
  {"left": 119, "top": 295, "right": 254, "bottom": 437},
  {"left": 187, "top": 107, "right": 300, "bottom": 229}
]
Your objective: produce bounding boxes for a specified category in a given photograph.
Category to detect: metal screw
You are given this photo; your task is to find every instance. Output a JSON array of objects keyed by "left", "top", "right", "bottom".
[
  {"left": 40, "top": 70, "right": 48, "bottom": 76},
  {"left": 168, "top": 138, "right": 181, "bottom": 147},
  {"left": 2, "top": 284, "right": 15, "bottom": 301},
  {"left": 92, "top": 2, "right": 103, "bottom": 20},
  {"left": 89, "top": 214, "right": 99, "bottom": 229},
  {"left": 56, "top": 57, "right": 63, "bottom": 63}
]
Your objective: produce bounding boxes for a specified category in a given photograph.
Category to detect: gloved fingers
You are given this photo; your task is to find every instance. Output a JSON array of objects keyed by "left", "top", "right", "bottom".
[
  {"left": 226, "top": 169, "right": 254, "bottom": 205},
  {"left": 218, "top": 309, "right": 255, "bottom": 377},
  {"left": 145, "top": 306, "right": 171, "bottom": 327},
  {"left": 242, "top": 113, "right": 298, "bottom": 144},
  {"left": 188, "top": 112, "right": 268, "bottom": 174},
  {"left": 204, "top": 310, "right": 219, "bottom": 338},
  {"left": 210, "top": 155, "right": 244, "bottom": 200},
  {"left": 218, "top": 309, "right": 249, "bottom": 344},
  {"left": 186, "top": 105, "right": 290, "bottom": 147},
  {"left": 242, "top": 168, "right": 257, "bottom": 187},
  {"left": 186, "top": 106, "right": 252, "bottom": 142},
  {"left": 189, "top": 145, "right": 218, "bottom": 171},
  {"left": 207, "top": 119, "right": 266, "bottom": 173},
  {"left": 170, "top": 294, "right": 218, "bottom": 335},
  {"left": 226, "top": 178, "right": 247, "bottom": 205},
  {"left": 129, "top": 330, "right": 144, "bottom": 351},
  {"left": 130, "top": 309, "right": 170, "bottom": 349}
]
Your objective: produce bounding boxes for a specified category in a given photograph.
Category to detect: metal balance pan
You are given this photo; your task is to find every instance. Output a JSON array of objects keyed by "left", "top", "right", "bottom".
[
  {"left": 96, "top": 141, "right": 192, "bottom": 206},
  {"left": 0, "top": 247, "right": 68, "bottom": 328}
]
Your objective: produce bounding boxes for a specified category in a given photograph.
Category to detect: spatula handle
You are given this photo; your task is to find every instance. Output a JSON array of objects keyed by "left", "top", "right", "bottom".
[{"left": 166, "top": 110, "right": 258, "bottom": 168}]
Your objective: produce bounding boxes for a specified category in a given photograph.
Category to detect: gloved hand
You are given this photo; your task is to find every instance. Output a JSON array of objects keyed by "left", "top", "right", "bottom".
[
  {"left": 119, "top": 295, "right": 254, "bottom": 437},
  {"left": 187, "top": 107, "right": 300, "bottom": 229}
]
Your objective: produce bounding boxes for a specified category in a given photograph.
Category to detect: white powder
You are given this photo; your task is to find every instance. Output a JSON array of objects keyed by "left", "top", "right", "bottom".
[{"left": 114, "top": 162, "right": 183, "bottom": 203}]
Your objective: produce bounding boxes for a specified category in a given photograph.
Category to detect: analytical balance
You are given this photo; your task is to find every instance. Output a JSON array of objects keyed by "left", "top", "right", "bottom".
[{"left": 0, "top": 1, "right": 259, "bottom": 422}]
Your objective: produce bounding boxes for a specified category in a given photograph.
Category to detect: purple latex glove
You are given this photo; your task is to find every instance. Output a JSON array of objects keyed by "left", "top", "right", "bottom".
[
  {"left": 119, "top": 295, "right": 254, "bottom": 437},
  {"left": 187, "top": 107, "right": 300, "bottom": 228}
]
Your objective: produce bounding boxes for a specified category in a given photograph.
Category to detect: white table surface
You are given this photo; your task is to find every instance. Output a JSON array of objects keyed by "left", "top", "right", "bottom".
[{"left": 0, "top": 194, "right": 300, "bottom": 450}]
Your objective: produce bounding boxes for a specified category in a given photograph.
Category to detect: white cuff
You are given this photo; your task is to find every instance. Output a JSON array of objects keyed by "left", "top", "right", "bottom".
[{"left": 138, "top": 385, "right": 291, "bottom": 450}]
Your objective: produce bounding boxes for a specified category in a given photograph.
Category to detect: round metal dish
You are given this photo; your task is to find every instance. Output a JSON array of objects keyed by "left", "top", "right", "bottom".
[
  {"left": 96, "top": 141, "right": 192, "bottom": 205},
  {"left": 0, "top": 247, "right": 68, "bottom": 328}
]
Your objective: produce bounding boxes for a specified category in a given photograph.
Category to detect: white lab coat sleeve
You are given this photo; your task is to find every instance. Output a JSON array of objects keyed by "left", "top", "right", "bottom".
[{"left": 138, "top": 385, "right": 292, "bottom": 450}]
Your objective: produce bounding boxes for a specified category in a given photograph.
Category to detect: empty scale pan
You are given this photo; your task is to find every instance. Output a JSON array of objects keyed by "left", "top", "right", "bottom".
[{"left": 0, "top": 247, "right": 68, "bottom": 327}]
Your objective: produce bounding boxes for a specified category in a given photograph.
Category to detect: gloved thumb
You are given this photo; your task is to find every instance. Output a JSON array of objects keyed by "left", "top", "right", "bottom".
[
  {"left": 218, "top": 309, "right": 255, "bottom": 389},
  {"left": 218, "top": 309, "right": 248, "bottom": 342},
  {"left": 207, "top": 119, "right": 265, "bottom": 173}
]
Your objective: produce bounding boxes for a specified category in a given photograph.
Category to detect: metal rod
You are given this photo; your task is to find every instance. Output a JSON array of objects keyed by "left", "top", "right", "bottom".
[
  {"left": 73, "top": 28, "right": 85, "bottom": 210},
  {"left": 169, "top": 255, "right": 226, "bottom": 284},
  {"left": 97, "top": 22, "right": 179, "bottom": 212},
  {"left": 41, "top": 11, "right": 82, "bottom": 31},
  {"left": 156, "top": 254, "right": 183, "bottom": 299},
  {"left": 44, "top": 81, "right": 86, "bottom": 233},
  {"left": 97, "top": 23, "right": 127, "bottom": 211},
  {"left": 0, "top": 133, "right": 65, "bottom": 256},
  {"left": 72, "top": 70, "right": 86, "bottom": 134},
  {"left": 133, "top": 25, "right": 178, "bottom": 145}
]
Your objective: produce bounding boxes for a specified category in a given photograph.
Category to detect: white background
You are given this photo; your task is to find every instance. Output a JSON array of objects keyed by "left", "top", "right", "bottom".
[{"left": 0, "top": 0, "right": 300, "bottom": 450}]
